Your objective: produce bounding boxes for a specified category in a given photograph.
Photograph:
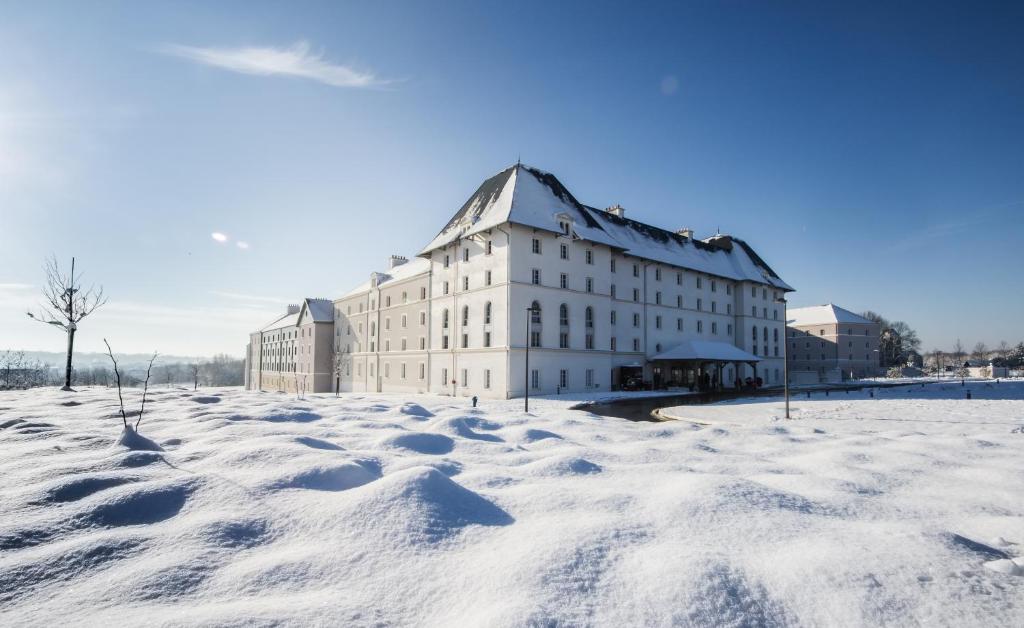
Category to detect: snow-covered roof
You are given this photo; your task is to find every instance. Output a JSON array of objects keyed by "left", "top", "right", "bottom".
[
  {"left": 419, "top": 164, "right": 791, "bottom": 290},
  {"left": 651, "top": 340, "right": 761, "bottom": 363},
  {"left": 338, "top": 257, "right": 431, "bottom": 300},
  {"left": 259, "top": 298, "right": 333, "bottom": 332},
  {"left": 787, "top": 304, "right": 875, "bottom": 327},
  {"left": 259, "top": 311, "right": 299, "bottom": 332}
]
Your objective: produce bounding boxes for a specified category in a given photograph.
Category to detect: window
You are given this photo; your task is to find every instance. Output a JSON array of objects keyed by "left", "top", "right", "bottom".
[
  {"left": 531, "top": 302, "right": 542, "bottom": 324},
  {"left": 727, "top": 324, "right": 733, "bottom": 335},
  {"left": 419, "top": 363, "right": 425, "bottom": 379},
  {"left": 444, "top": 255, "right": 450, "bottom": 268},
  {"left": 611, "top": 337, "right": 617, "bottom": 351},
  {"left": 559, "top": 303, "right": 569, "bottom": 326},
  {"left": 484, "top": 302, "right": 492, "bottom": 324},
  {"left": 385, "top": 296, "right": 391, "bottom": 307},
  {"left": 462, "top": 276, "right": 469, "bottom": 291},
  {"left": 420, "top": 287, "right": 427, "bottom": 300},
  {"left": 711, "top": 301, "right": 717, "bottom": 313},
  {"left": 531, "top": 369, "right": 540, "bottom": 389},
  {"left": 443, "top": 281, "right": 449, "bottom": 295},
  {"left": 610, "top": 258, "right": 616, "bottom": 273},
  {"left": 532, "top": 238, "right": 541, "bottom": 254},
  {"left": 697, "top": 298, "right": 702, "bottom": 311},
  {"left": 560, "top": 273, "right": 568, "bottom": 289},
  {"left": 677, "top": 295, "right": 682, "bottom": 308},
  {"left": 677, "top": 318, "right": 682, "bottom": 331},
  {"left": 462, "top": 305, "right": 469, "bottom": 326},
  {"left": 401, "top": 338, "right": 407, "bottom": 351},
  {"left": 586, "top": 369, "right": 594, "bottom": 387},
  {"left": 559, "top": 332, "right": 569, "bottom": 348},
  {"left": 586, "top": 250, "right": 593, "bottom": 265},
  {"left": 401, "top": 314, "right": 407, "bottom": 328},
  {"left": 486, "top": 240, "right": 492, "bottom": 255},
  {"left": 461, "top": 369, "right": 468, "bottom": 387},
  {"left": 655, "top": 291, "right": 661, "bottom": 305},
  {"left": 401, "top": 363, "right": 406, "bottom": 379},
  {"left": 560, "top": 243, "right": 568, "bottom": 260},
  {"left": 420, "top": 337, "right": 426, "bottom": 350},
  {"left": 559, "top": 369, "right": 568, "bottom": 388},
  {"left": 532, "top": 269, "right": 541, "bottom": 285},
  {"left": 633, "top": 264, "right": 639, "bottom": 277},
  {"left": 752, "top": 305, "right": 757, "bottom": 317},
  {"left": 763, "top": 307, "right": 768, "bottom": 318},
  {"left": 442, "top": 335, "right": 449, "bottom": 349},
  {"left": 697, "top": 320, "right": 703, "bottom": 333},
  {"left": 676, "top": 272, "right": 682, "bottom": 285},
  {"left": 385, "top": 317, "right": 391, "bottom": 331},
  {"left": 697, "top": 277, "right": 703, "bottom": 289},
  {"left": 462, "top": 248, "right": 469, "bottom": 262},
  {"left": 610, "top": 284, "right": 616, "bottom": 298},
  {"left": 711, "top": 280, "right": 717, "bottom": 292},
  {"left": 751, "top": 286, "right": 757, "bottom": 298},
  {"left": 442, "top": 309, "right": 449, "bottom": 329},
  {"left": 763, "top": 288, "right": 768, "bottom": 300},
  {"left": 586, "top": 277, "right": 593, "bottom": 293},
  {"left": 727, "top": 304, "right": 732, "bottom": 315},
  {"left": 633, "top": 288, "right": 639, "bottom": 302},
  {"left": 484, "top": 332, "right": 491, "bottom": 347},
  {"left": 655, "top": 315, "right": 662, "bottom": 329},
  {"left": 531, "top": 330, "right": 541, "bottom": 347},
  {"left": 712, "top": 322, "right": 718, "bottom": 334},
  {"left": 632, "top": 338, "right": 640, "bottom": 351},
  {"left": 484, "top": 369, "right": 491, "bottom": 388},
  {"left": 442, "top": 367, "right": 448, "bottom": 384},
  {"left": 559, "top": 220, "right": 571, "bottom": 235},
  {"left": 610, "top": 310, "right": 617, "bottom": 325},
  {"left": 461, "top": 334, "right": 468, "bottom": 348},
  {"left": 585, "top": 306, "right": 594, "bottom": 328},
  {"left": 633, "top": 313, "right": 640, "bottom": 327}
]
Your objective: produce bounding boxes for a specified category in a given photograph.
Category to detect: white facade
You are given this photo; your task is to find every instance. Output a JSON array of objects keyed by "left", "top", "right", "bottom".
[{"left": 248, "top": 164, "right": 793, "bottom": 398}]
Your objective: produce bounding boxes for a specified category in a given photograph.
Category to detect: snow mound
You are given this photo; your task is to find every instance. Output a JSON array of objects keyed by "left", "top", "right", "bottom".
[
  {"left": 344, "top": 466, "right": 513, "bottom": 544},
  {"left": 268, "top": 461, "right": 380, "bottom": 492},
  {"left": 115, "top": 426, "right": 163, "bottom": 451},
  {"left": 378, "top": 431, "right": 455, "bottom": 455},
  {"left": 429, "top": 416, "right": 504, "bottom": 442},
  {"left": 398, "top": 402, "right": 434, "bottom": 418},
  {"left": 526, "top": 455, "right": 602, "bottom": 476}
]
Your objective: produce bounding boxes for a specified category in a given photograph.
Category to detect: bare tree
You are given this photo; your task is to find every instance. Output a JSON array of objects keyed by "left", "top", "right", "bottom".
[
  {"left": 104, "top": 339, "right": 128, "bottom": 429},
  {"left": 104, "top": 339, "right": 158, "bottom": 431},
  {"left": 27, "top": 257, "right": 107, "bottom": 391},
  {"left": 971, "top": 342, "right": 988, "bottom": 363},
  {"left": 189, "top": 363, "right": 200, "bottom": 390},
  {"left": 997, "top": 340, "right": 1010, "bottom": 360},
  {"left": 952, "top": 339, "right": 965, "bottom": 367}
]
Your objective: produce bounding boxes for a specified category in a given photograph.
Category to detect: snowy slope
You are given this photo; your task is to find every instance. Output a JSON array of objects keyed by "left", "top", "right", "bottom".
[{"left": 1, "top": 383, "right": 1023, "bottom": 626}]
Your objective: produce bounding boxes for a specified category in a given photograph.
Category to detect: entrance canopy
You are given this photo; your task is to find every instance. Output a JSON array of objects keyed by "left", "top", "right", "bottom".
[{"left": 650, "top": 340, "right": 760, "bottom": 363}]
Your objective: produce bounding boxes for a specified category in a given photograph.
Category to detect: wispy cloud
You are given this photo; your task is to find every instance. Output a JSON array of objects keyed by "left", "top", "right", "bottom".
[
  {"left": 210, "top": 290, "right": 289, "bottom": 305},
  {"left": 157, "top": 41, "right": 388, "bottom": 88}
]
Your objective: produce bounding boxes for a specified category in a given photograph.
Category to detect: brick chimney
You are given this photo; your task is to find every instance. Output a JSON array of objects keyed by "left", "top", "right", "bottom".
[
  {"left": 286, "top": 304, "right": 300, "bottom": 315},
  {"left": 389, "top": 255, "right": 408, "bottom": 269}
]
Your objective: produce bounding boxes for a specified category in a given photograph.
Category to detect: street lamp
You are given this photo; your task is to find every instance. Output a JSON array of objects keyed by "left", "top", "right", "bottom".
[
  {"left": 524, "top": 305, "right": 539, "bottom": 412},
  {"left": 775, "top": 296, "right": 790, "bottom": 419}
]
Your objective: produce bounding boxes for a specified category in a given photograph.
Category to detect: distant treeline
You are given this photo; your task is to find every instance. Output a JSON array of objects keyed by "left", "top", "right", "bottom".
[{"left": 0, "top": 350, "right": 244, "bottom": 390}]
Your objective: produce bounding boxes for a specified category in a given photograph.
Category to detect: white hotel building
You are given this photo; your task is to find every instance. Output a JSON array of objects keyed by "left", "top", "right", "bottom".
[{"left": 246, "top": 164, "right": 793, "bottom": 398}]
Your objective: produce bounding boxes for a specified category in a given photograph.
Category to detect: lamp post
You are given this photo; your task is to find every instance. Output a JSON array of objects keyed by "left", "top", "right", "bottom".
[
  {"left": 776, "top": 297, "right": 790, "bottom": 419},
  {"left": 524, "top": 305, "right": 538, "bottom": 412}
]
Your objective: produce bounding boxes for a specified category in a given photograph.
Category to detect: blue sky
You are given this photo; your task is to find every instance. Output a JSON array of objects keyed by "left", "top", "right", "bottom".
[{"left": 1, "top": 0, "right": 1022, "bottom": 356}]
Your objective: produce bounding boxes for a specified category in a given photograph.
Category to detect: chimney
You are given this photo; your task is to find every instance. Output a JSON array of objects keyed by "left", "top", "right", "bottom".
[
  {"left": 286, "top": 304, "right": 300, "bottom": 315},
  {"left": 388, "top": 255, "right": 408, "bottom": 269},
  {"left": 607, "top": 204, "right": 625, "bottom": 218},
  {"left": 676, "top": 227, "right": 694, "bottom": 239}
]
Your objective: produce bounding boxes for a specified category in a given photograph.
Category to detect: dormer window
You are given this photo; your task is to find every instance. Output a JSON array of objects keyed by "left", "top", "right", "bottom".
[{"left": 555, "top": 212, "right": 575, "bottom": 238}]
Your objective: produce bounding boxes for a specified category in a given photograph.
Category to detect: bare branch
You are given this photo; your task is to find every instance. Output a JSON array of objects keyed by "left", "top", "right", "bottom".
[
  {"left": 136, "top": 352, "right": 159, "bottom": 430},
  {"left": 104, "top": 338, "right": 128, "bottom": 429}
]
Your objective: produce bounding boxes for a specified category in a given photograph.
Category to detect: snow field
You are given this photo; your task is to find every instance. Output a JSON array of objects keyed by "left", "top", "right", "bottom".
[{"left": 0, "top": 382, "right": 1022, "bottom": 626}]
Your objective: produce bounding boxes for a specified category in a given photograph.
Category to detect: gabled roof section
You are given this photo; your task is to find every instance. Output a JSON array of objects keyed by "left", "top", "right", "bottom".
[
  {"left": 419, "top": 164, "right": 619, "bottom": 254},
  {"left": 787, "top": 304, "right": 875, "bottom": 327},
  {"left": 418, "top": 163, "right": 792, "bottom": 290},
  {"left": 651, "top": 339, "right": 761, "bottom": 363},
  {"left": 297, "top": 298, "right": 334, "bottom": 325}
]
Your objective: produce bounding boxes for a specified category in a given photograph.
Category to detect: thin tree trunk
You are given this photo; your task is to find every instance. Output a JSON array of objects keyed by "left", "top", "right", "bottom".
[{"left": 63, "top": 327, "right": 75, "bottom": 390}]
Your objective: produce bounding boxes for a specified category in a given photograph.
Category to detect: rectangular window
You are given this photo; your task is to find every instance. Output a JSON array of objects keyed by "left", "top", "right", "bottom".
[
  {"left": 727, "top": 324, "right": 733, "bottom": 335},
  {"left": 611, "top": 310, "right": 617, "bottom": 325},
  {"left": 442, "top": 335, "right": 449, "bottom": 349},
  {"left": 655, "top": 291, "right": 661, "bottom": 305},
  {"left": 727, "top": 304, "right": 732, "bottom": 315},
  {"left": 632, "top": 288, "right": 639, "bottom": 302},
  {"left": 530, "top": 330, "right": 541, "bottom": 347},
  {"left": 726, "top": 284, "right": 732, "bottom": 295},
  {"left": 676, "top": 318, "right": 682, "bottom": 331},
  {"left": 712, "top": 322, "right": 718, "bottom": 334},
  {"left": 485, "top": 270, "right": 492, "bottom": 286},
  {"left": 532, "top": 238, "right": 541, "bottom": 254},
  {"left": 586, "top": 250, "right": 593, "bottom": 265},
  {"left": 655, "top": 267, "right": 661, "bottom": 281},
  {"left": 711, "top": 302, "right": 716, "bottom": 313},
  {"left": 385, "top": 296, "right": 391, "bottom": 307},
  {"left": 585, "top": 334, "right": 594, "bottom": 349},
  {"left": 532, "top": 269, "right": 541, "bottom": 285},
  {"left": 752, "top": 306, "right": 757, "bottom": 317},
  {"left": 610, "top": 284, "right": 616, "bottom": 298},
  {"left": 697, "top": 320, "right": 703, "bottom": 333},
  {"left": 560, "top": 243, "right": 568, "bottom": 260},
  {"left": 401, "top": 363, "right": 406, "bottom": 379},
  {"left": 443, "top": 281, "right": 449, "bottom": 295},
  {"left": 559, "top": 369, "right": 568, "bottom": 388},
  {"left": 443, "top": 367, "right": 449, "bottom": 384},
  {"left": 611, "top": 337, "right": 617, "bottom": 351},
  {"left": 531, "top": 369, "right": 540, "bottom": 389},
  {"left": 559, "top": 332, "right": 569, "bottom": 348},
  {"left": 486, "top": 240, "right": 492, "bottom": 255},
  {"left": 560, "top": 273, "right": 568, "bottom": 289},
  {"left": 461, "top": 334, "right": 468, "bottom": 348},
  {"left": 484, "top": 369, "right": 491, "bottom": 388},
  {"left": 444, "top": 255, "right": 450, "bottom": 268},
  {"left": 676, "top": 295, "right": 682, "bottom": 308},
  {"left": 655, "top": 315, "right": 662, "bottom": 329},
  {"left": 632, "top": 338, "right": 640, "bottom": 351},
  {"left": 711, "top": 280, "right": 717, "bottom": 292},
  {"left": 461, "top": 369, "right": 468, "bottom": 387},
  {"left": 676, "top": 272, "right": 682, "bottom": 285},
  {"left": 420, "top": 337, "right": 426, "bottom": 350},
  {"left": 633, "top": 313, "right": 640, "bottom": 327},
  {"left": 419, "top": 363, "right": 425, "bottom": 379},
  {"left": 633, "top": 264, "right": 639, "bottom": 277},
  {"left": 462, "top": 248, "right": 469, "bottom": 262},
  {"left": 696, "top": 277, "right": 703, "bottom": 289},
  {"left": 610, "top": 258, "right": 616, "bottom": 273},
  {"left": 752, "top": 286, "right": 757, "bottom": 298},
  {"left": 586, "top": 369, "right": 594, "bottom": 387},
  {"left": 401, "top": 338, "right": 407, "bottom": 351},
  {"left": 697, "top": 298, "right": 702, "bottom": 311},
  {"left": 484, "top": 332, "right": 491, "bottom": 347},
  {"left": 586, "top": 277, "right": 593, "bottom": 293}
]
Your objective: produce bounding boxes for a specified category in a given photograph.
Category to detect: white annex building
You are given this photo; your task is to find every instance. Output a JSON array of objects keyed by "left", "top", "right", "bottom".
[{"left": 245, "top": 164, "right": 794, "bottom": 398}]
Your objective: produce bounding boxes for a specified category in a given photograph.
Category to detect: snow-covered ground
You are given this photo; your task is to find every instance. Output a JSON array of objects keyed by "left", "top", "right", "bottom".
[{"left": 1, "top": 383, "right": 1022, "bottom": 626}]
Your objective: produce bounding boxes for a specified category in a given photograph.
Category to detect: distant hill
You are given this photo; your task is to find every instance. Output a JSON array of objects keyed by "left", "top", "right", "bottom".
[{"left": 9, "top": 351, "right": 214, "bottom": 370}]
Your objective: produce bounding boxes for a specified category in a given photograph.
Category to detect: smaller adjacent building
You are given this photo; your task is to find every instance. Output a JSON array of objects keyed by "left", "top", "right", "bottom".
[
  {"left": 245, "top": 298, "right": 335, "bottom": 393},
  {"left": 786, "top": 304, "right": 881, "bottom": 381}
]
